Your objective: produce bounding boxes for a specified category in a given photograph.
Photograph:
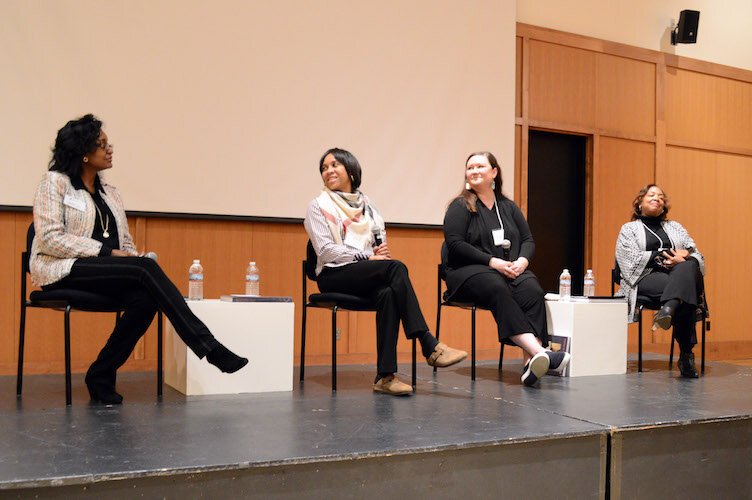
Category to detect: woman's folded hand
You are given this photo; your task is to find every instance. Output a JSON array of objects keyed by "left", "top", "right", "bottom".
[{"left": 489, "top": 257, "right": 517, "bottom": 279}]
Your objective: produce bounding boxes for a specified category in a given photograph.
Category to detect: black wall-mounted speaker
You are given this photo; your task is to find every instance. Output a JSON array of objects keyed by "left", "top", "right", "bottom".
[{"left": 676, "top": 10, "right": 700, "bottom": 44}]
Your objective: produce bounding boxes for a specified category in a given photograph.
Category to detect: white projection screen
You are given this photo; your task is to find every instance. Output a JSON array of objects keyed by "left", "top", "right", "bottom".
[{"left": 0, "top": 0, "right": 516, "bottom": 225}]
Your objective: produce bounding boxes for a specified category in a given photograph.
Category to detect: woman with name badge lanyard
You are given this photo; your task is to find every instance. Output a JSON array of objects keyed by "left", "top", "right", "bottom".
[
  {"left": 615, "top": 184, "right": 706, "bottom": 378},
  {"left": 442, "top": 151, "right": 571, "bottom": 387}
]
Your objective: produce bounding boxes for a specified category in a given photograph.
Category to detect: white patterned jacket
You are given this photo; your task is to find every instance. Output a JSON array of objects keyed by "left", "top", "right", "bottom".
[
  {"left": 615, "top": 219, "right": 704, "bottom": 321},
  {"left": 30, "top": 171, "right": 137, "bottom": 286}
]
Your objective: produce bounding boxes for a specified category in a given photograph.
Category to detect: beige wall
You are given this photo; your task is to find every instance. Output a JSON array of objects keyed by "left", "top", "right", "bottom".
[
  {"left": 0, "top": 0, "right": 516, "bottom": 224},
  {"left": 517, "top": 0, "right": 752, "bottom": 70}
]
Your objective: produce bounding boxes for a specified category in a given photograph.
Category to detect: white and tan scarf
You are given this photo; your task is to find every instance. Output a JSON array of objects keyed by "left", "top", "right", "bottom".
[{"left": 315, "top": 188, "right": 384, "bottom": 251}]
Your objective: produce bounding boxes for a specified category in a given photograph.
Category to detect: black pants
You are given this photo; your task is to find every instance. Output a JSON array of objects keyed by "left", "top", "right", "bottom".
[
  {"left": 45, "top": 257, "right": 219, "bottom": 387},
  {"left": 317, "top": 260, "right": 431, "bottom": 375},
  {"left": 638, "top": 259, "right": 703, "bottom": 353},
  {"left": 452, "top": 271, "right": 549, "bottom": 346}
]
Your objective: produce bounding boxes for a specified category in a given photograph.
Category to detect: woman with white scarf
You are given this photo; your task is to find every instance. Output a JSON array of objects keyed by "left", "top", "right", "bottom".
[
  {"left": 615, "top": 184, "right": 706, "bottom": 378},
  {"left": 304, "top": 148, "right": 467, "bottom": 395}
]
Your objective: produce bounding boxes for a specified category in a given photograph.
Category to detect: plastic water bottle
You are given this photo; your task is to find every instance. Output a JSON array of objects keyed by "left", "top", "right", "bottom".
[
  {"left": 188, "top": 259, "right": 204, "bottom": 300},
  {"left": 559, "top": 268, "right": 572, "bottom": 302},
  {"left": 583, "top": 269, "right": 595, "bottom": 297},
  {"left": 245, "top": 261, "right": 260, "bottom": 296}
]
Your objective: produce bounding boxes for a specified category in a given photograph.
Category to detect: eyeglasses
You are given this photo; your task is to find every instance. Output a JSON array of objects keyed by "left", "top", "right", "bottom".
[{"left": 95, "top": 141, "right": 114, "bottom": 151}]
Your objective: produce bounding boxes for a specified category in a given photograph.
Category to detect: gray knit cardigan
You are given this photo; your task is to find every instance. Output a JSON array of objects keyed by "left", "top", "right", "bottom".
[{"left": 615, "top": 219, "right": 704, "bottom": 321}]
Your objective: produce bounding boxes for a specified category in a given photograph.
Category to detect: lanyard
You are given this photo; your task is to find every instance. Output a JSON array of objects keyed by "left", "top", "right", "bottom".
[
  {"left": 493, "top": 200, "right": 504, "bottom": 231},
  {"left": 641, "top": 221, "right": 666, "bottom": 249}
]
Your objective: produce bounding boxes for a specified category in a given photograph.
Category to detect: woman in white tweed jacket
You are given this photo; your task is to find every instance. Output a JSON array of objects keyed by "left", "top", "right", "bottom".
[
  {"left": 615, "top": 184, "right": 705, "bottom": 378},
  {"left": 32, "top": 115, "right": 248, "bottom": 404}
]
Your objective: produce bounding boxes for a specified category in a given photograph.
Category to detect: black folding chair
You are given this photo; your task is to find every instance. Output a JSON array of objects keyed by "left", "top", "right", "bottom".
[
  {"left": 434, "top": 243, "right": 502, "bottom": 381},
  {"left": 300, "top": 241, "right": 416, "bottom": 391},
  {"left": 17, "top": 223, "right": 163, "bottom": 405},
  {"left": 611, "top": 260, "right": 708, "bottom": 374}
]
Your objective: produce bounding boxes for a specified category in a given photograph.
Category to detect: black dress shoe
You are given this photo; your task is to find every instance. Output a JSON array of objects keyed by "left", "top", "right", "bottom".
[
  {"left": 678, "top": 352, "right": 699, "bottom": 378},
  {"left": 86, "top": 383, "right": 124, "bottom": 405},
  {"left": 653, "top": 305, "right": 675, "bottom": 330},
  {"left": 206, "top": 344, "right": 249, "bottom": 373}
]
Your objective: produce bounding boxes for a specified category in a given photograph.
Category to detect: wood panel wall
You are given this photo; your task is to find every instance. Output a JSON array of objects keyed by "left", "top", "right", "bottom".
[
  {"left": 1, "top": 210, "right": 505, "bottom": 376},
  {"left": 2, "top": 23, "right": 752, "bottom": 376},
  {"left": 517, "top": 23, "right": 752, "bottom": 358}
]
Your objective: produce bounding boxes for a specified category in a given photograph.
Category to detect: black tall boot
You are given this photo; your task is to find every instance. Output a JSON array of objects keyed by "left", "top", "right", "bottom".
[{"left": 678, "top": 352, "right": 699, "bottom": 378}]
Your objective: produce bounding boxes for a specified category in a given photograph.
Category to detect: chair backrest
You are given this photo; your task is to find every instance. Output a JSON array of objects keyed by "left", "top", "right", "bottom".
[
  {"left": 611, "top": 259, "right": 622, "bottom": 296},
  {"left": 304, "top": 240, "right": 318, "bottom": 282},
  {"left": 23, "top": 223, "right": 35, "bottom": 274},
  {"left": 20, "top": 223, "right": 35, "bottom": 305},
  {"left": 439, "top": 241, "right": 449, "bottom": 281}
]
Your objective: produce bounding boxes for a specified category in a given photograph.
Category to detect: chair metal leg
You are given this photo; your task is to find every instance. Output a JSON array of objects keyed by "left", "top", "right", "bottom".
[
  {"left": 471, "top": 306, "right": 476, "bottom": 381},
  {"left": 701, "top": 315, "right": 707, "bottom": 374},
  {"left": 498, "top": 343, "right": 504, "bottom": 371},
  {"left": 637, "top": 307, "right": 643, "bottom": 372},
  {"left": 411, "top": 338, "right": 416, "bottom": 390},
  {"left": 64, "top": 306, "right": 72, "bottom": 406},
  {"left": 669, "top": 327, "right": 675, "bottom": 369},
  {"left": 331, "top": 306, "right": 338, "bottom": 391},
  {"left": 157, "top": 311, "right": 163, "bottom": 397},
  {"left": 17, "top": 303, "right": 27, "bottom": 397},
  {"left": 300, "top": 304, "right": 307, "bottom": 382},
  {"left": 433, "top": 303, "right": 442, "bottom": 374}
]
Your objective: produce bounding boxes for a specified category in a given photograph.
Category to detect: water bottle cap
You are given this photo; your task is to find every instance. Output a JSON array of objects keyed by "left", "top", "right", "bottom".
[
  {"left": 193, "top": 259, "right": 200, "bottom": 264},
  {"left": 587, "top": 269, "right": 593, "bottom": 273},
  {"left": 250, "top": 261, "right": 256, "bottom": 265},
  {"left": 563, "top": 269, "right": 569, "bottom": 273}
]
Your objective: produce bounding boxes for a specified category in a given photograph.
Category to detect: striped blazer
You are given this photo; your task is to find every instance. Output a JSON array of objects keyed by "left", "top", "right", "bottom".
[{"left": 30, "top": 171, "right": 137, "bottom": 286}]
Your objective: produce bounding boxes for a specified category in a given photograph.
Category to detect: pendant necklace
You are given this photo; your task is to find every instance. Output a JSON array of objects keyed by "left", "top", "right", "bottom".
[{"left": 94, "top": 203, "right": 110, "bottom": 238}]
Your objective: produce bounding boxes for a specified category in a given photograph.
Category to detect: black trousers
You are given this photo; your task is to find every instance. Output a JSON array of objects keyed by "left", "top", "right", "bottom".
[
  {"left": 45, "top": 257, "right": 219, "bottom": 386},
  {"left": 638, "top": 259, "right": 703, "bottom": 352},
  {"left": 452, "top": 271, "right": 549, "bottom": 346},
  {"left": 317, "top": 260, "right": 430, "bottom": 375}
]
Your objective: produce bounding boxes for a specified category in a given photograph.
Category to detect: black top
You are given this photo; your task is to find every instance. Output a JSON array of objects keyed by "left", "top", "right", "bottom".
[
  {"left": 70, "top": 175, "right": 120, "bottom": 256},
  {"left": 636, "top": 215, "right": 671, "bottom": 270},
  {"left": 442, "top": 195, "right": 537, "bottom": 298}
]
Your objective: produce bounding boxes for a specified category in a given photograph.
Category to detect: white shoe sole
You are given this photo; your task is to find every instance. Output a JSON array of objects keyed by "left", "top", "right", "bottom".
[{"left": 521, "top": 352, "right": 550, "bottom": 386}]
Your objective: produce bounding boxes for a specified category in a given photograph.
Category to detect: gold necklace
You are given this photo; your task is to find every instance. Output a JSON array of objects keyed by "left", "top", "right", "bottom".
[{"left": 94, "top": 202, "right": 110, "bottom": 238}]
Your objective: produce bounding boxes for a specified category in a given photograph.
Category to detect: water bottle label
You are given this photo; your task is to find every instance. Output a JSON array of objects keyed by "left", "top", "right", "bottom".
[
  {"left": 189, "top": 273, "right": 204, "bottom": 281},
  {"left": 246, "top": 275, "right": 259, "bottom": 282},
  {"left": 561, "top": 279, "right": 571, "bottom": 285}
]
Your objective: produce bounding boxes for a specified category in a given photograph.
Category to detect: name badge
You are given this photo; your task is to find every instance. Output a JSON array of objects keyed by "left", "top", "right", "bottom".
[
  {"left": 492, "top": 228, "right": 505, "bottom": 246},
  {"left": 63, "top": 193, "right": 86, "bottom": 211}
]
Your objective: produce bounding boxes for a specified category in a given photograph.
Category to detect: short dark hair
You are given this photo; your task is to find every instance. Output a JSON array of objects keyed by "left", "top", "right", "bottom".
[
  {"left": 456, "top": 151, "right": 505, "bottom": 212},
  {"left": 48, "top": 114, "right": 102, "bottom": 178},
  {"left": 631, "top": 184, "right": 671, "bottom": 220},
  {"left": 318, "top": 147, "right": 362, "bottom": 191}
]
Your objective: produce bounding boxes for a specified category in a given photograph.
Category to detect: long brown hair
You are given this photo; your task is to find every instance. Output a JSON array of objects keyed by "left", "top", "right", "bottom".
[
  {"left": 631, "top": 184, "right": 671, "bottom": 220},
  {"left": 455, "top": 151, "right": 505, "bottom": 212}
]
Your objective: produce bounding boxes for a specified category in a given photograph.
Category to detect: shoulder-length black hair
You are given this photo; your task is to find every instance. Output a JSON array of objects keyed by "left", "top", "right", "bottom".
[
  {"left": 456, "top": 151, "right": 506, "bottom": 212},
  {"left": 48, "top": 114, "right": 102, "bottom": 178},
  {"left": 318, "top": 147, "right": 362, "bottom": 191}
]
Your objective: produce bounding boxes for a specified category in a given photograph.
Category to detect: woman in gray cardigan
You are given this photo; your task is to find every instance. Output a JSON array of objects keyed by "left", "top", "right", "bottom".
[{"left": 615, "top": 184, "right": 705, "bottom": 377}]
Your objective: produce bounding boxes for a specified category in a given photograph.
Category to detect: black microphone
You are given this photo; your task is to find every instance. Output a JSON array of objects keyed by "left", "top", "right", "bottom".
[
  {"left": 501, "top": 239, "right": 511, "bottom": 260},
  {"left": 372, "top": 227, "right": 383, "bottom": 247}
]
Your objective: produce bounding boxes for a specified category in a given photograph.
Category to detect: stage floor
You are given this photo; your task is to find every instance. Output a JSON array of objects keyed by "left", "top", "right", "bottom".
[{"left": 2, "top": 356, "right": 752, "bottom": 496}]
